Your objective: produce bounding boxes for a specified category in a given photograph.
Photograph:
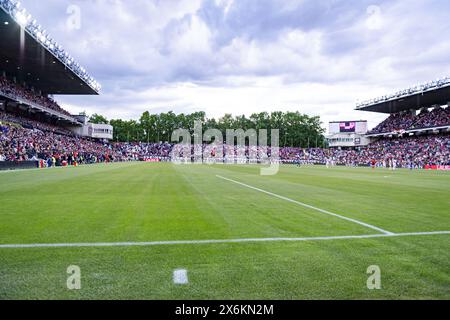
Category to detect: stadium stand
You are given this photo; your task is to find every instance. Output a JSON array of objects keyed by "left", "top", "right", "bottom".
[
  {"left": 0, "top": 76, "right": 72, "bottom": 117},
  {"left": 0, "top": 0, "right": 112, "bottom": 169},
  {"left": 112, "top": 136, "right": 450, "bottom": 168},
  {"left": 0, "top": 109, "right": 74, "bottom": 135},
  {"left": 1, "top": 111, "right": 449, "bottom": 169},
  {"left": 114, "top": 142, "right": 173, "bottom": 161},
  {"left": 368, "top": 107, "right": 449, "bottom": 134},
  {"left": 368, "top": 112, "right": 417, "bottom": 134},
  {"left": 0, "top": 116, "right": 121, "bottom": 164},
  {"left": 411, "top": 107, "right": 450, "bottom": 130},
  {"left": 0, "top": 1, "right": 448, "bottom": 170}
]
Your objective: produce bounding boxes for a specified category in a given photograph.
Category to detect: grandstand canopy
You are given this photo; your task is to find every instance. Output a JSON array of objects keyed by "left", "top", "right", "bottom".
[
  {"left": 356, "top": 83, "right": 450, "bottom": 114},
  {"left": 0, "top": 8, "right": 98, "bottom": 95}
]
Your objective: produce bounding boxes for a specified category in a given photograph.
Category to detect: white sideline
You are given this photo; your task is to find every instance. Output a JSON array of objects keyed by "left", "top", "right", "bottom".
[
  {"left": 0, "top": 231, "right": 449, "bottom": 249},
  {"left": 216, "top": 175, "right": 394, "bottom": 235}
]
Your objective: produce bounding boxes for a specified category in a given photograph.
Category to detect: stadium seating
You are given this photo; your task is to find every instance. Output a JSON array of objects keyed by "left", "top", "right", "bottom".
[
  {"left": 0, "top": 111, "right": 74, "bottom": 136},
  {"left": 368, "top": 107, "right": 450, "bottom": 134},
  {"left": 114, "top": 134, "right": 450, "bottom": 168},
  {"left": 411, "top": 107, "right": 450, "bottom": 129},
  {"left": 1, "top": 108, "right": 449, "bottom": 169},
  {"left": 0, "top": 76, "right": 73, "bottom": 117},
  {"left": 0, "top": 112, "right": 122, "bottom": 164}
]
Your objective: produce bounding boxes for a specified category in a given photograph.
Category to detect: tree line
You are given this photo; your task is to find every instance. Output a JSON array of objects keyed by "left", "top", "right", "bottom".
[{"left": 89, "top": 111, "right": 327, "bottom": 148}]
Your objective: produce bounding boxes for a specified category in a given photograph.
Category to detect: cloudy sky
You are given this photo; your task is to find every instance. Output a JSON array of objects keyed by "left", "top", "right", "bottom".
[{"left": 19, "top": 0, "right": 450, "bottom": 130}]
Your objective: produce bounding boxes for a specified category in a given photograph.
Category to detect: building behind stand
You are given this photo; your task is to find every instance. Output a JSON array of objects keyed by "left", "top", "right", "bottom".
[
  {"left": 327, "top": 120, "right": 370, "bottom": 148},
  {"left": 70, "top": 114, "right": 113, "bottom": 141}
]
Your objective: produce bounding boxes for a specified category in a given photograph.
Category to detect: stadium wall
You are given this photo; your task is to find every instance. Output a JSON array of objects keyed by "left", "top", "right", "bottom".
[{"left": 0, "top": 161, "right": 39, "bottom": 171}]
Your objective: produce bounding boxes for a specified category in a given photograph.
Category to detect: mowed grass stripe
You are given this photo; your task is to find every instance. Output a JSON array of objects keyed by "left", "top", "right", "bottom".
[
  {"left": 216, "top": 174, "right": 393, "bottom": 235},
  {"left": 173, "top": 164, "right": 375, "bottom": 237},
  {"left": 0, "top": 163, "right": 449, "bottom": 299},
  {"left": 1, "top": 234, "right": 449, "bottom": 299},
  {"left": 0, "top": 163, "right": 227, "bottom": 243},
  {"left": 0, "top": 163, "right": 370, "bottom": 245},
  {"left": 211, "top": 164, "right": 450, "bottom": 233}
]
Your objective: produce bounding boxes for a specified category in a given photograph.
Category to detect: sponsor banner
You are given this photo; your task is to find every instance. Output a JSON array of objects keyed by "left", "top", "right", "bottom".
[
  {"left": 425, "top": 165, "right": 450, "bottom": 170},
  {"left": 144, "top": 158, "right": 161, "bottom": 162}
]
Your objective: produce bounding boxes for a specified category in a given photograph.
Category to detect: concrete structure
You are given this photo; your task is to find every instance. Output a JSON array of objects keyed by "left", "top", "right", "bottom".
[
  {"left": 327, "top": 120, "right": 370, "bottom": 148},
  {"left": 70, "top": 114, "right": 113, "bottom": 141}
]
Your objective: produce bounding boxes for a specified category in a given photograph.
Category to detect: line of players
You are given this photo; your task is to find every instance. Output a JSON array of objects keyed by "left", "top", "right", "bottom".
[{"left": 305, "top": 158, "right": 401, "bottom": 170}]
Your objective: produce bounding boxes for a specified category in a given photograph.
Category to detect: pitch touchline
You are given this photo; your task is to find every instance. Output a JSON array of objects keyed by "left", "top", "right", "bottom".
[
  {"left": 0, "top": 231, "right": 449, "bottom": 249},
  {"left": 216, "top": 175, "right": 394, "bottom": 235}
]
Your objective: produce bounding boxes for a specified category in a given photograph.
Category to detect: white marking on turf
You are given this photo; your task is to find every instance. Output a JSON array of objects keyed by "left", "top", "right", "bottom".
[
  {"left": 0, "top": 231, "right": 449, "bottom": 249},
  {"left": 173, "top": 269, "right": 189, "bottom": 285},
  {"left": 216, "top": 175, "right": 394, "bottom": 235}
]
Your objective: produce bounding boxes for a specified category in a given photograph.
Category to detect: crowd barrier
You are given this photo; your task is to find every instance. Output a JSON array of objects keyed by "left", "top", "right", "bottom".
[
  {"left": 0, "top": 161, "right": 39, "bottom": 171},
  {"left": 425, "top": 165, "right": 450, "bottom": 170}
]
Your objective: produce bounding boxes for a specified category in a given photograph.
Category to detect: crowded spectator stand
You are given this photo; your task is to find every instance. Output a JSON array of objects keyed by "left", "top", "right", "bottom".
[
  {"left": 1, "top": 76, "right": 76, "bottom": 120},
  {"left": 1, "top": 109, "right": 449, "bottom": 170}
]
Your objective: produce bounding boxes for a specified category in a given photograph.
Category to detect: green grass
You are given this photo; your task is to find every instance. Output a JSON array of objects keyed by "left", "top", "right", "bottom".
[{"left": 0, "top": 162, "right": 449, "bottom": 299}]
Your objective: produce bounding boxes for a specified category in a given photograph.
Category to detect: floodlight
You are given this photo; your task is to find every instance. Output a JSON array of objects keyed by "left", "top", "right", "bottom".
[
  {"left": 1, "top": 0, "right": 101, "bottom": 92},
  {"left": 15, "top": 9, "right": 28, "bottom": 26}
]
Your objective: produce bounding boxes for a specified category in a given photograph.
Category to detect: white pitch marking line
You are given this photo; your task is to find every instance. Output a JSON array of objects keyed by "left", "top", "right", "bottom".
[
  {"left": 173, "top": 269, "right": 189, "bottom": 285},
  {"left": 216, "top": 175, "right": 394, "bottom": 235},
  {"left": 0, "top": 231, "right": 449, "bottom": 249}
]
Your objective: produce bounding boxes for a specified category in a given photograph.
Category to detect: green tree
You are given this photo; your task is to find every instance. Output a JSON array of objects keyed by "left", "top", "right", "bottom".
[
  {"left": 89, "top": 113, "right": 109, "bottom": 124},
  {"left": 108, "top": 110, "right": 325, "bottom": 146}
]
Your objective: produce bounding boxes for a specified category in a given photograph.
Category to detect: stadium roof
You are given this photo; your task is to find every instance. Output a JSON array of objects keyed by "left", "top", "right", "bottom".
[
  {"left": 0, "top": 0, "right": 100, "bottom": 95},
  {"left": 356, "top": 77, "right": 450, "bottom": 114}
]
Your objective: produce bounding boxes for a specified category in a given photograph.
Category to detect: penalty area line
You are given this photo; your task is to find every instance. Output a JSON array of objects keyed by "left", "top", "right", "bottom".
[
  {"left": 216, "top": 175, "right": 394, "bottom": 235},
  {"left": 0, "top": 231, "right": 449, "bottom": 249}
]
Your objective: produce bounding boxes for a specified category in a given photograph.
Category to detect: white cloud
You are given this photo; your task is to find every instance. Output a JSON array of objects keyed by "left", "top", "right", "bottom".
[
  {"left": 215, "top": 0, "right": 234, "bottom": 15},
  {"left": 17, "top": 0, "right": 450, "bottom": 132},
  {"left": 365, "top": 5, "right": 383, "bottom": 31},
  {"left": 166, "top": 15, "right": 212, "bottom": 56}
]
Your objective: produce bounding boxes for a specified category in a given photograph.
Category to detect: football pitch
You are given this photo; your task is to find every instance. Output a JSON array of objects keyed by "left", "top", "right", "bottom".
[{"left": 0, "top": 162, "right": 449, "bottom": 299}]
